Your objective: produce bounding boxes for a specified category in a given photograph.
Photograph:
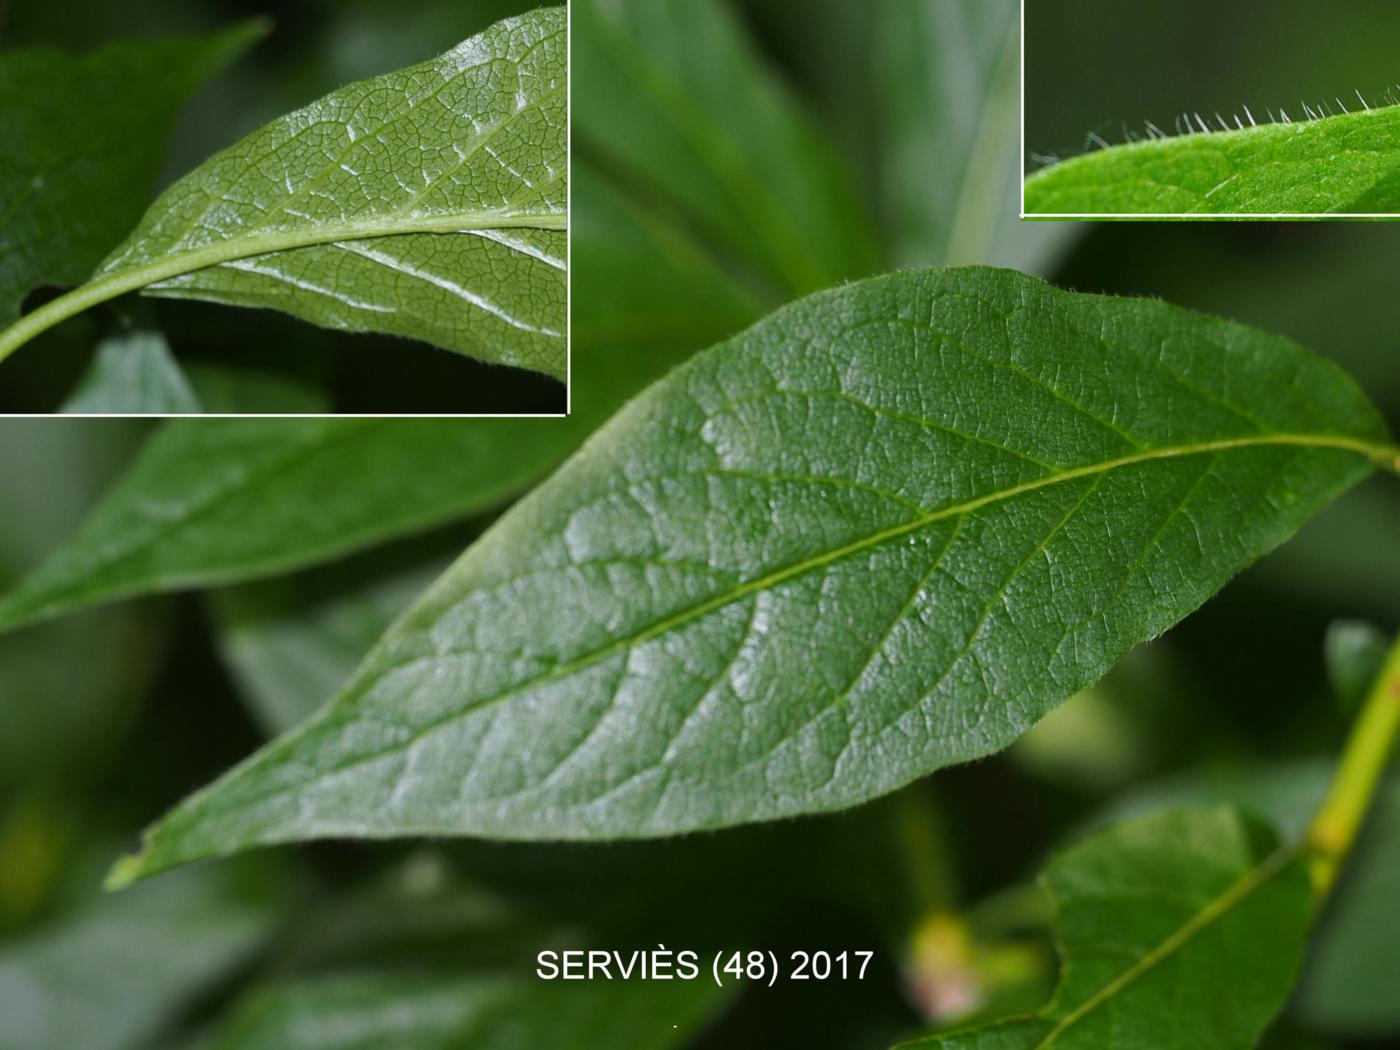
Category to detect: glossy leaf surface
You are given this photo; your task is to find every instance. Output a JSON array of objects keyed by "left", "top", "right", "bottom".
[
  {"left": 903, "top": 808, "right": 1313, "bottom": 1048},
  {"left": 94, "top": 8, "right": 566, "bottom": 376},
  {"left": 1025, "top": 104, "right": 1400, "bottom": 215},
  {"left": 113, "top": 267, "right": 1395, "bottom": 880}
]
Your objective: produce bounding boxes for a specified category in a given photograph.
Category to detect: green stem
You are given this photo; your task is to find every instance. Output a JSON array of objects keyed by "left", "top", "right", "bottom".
[
  {"left": 1306, "top": 630, "right": 1400, "bottom": 894},
  {"left": 0, "top": 210, "right": 567, "bottom": 364}
]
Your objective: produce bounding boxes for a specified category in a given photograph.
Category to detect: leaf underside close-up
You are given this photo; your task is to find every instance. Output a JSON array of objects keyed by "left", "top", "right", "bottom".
[
  {"left": 110, "top": 266, "right": 1397, "bottom": 884},
  {"left": 1025, "top": 102, "right": 1400, "bottom": 215},
  {"left": 0, "top": 7, "right": 567, "bottom": 378},
  {"left": 904, "top": 807, "right": 1314, "bottom": 1048}
]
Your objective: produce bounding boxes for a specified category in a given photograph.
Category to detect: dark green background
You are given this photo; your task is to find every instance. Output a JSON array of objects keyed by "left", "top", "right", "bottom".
[{"left": 1026, "top": 0, "right": 1400, "bottom": 166}]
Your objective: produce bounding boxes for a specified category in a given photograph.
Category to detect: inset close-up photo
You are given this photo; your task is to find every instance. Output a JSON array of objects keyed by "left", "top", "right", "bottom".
[
  {"left": 1023, "top": 0, "right": 1400, "bottom": 218},
  {"left": 0, "top": 0, "right": 565, "bottom": 415}
]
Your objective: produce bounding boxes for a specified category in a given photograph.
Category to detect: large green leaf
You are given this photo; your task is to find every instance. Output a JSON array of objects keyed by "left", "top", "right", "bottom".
[
  {"left": 0, "top": 24, "right": 263, "bottom": 329},
  {"left": 0, "top": 9, "right": 566, "bottom": 377},
  {"left": 1025, "top": 104, "right": 1400, "bottom": 216},
  {"left": 901, "top": 807, "right": 1314, "bottom": 1048},
  {"left": 573, "top": 0, "right": 878, "bottom": 299},
  {"left": 111, "top": 267, "right": 1397, "bottom": 881}
]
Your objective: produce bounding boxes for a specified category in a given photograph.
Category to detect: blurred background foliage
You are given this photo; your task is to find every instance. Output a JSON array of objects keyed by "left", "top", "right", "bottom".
[
  {"left": 2, "top": 1, "right": 1400, "bottom": 1047},
  {"left": 0, "top": 0, "right": 563, "bottom": 414},
  {"left": 1025, "top": 0, "right": 1400, "bottom": 168}
]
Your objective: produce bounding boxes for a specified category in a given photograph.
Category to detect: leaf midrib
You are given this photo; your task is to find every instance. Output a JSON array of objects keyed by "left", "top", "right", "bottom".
[
  {"left": 0, "top": 206, "right": 567, "bottom": 365},
  {"left": 147, "top": 432, "right": 1381, "bottom": 845},
  {"left": 310, "top": 432, "right": 1385, "bottom": 781},
  {"left": 109, "top": 207, "right": 565, "bottom": 297}
]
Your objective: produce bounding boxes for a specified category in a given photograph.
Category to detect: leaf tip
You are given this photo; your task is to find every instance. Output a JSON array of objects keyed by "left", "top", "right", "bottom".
[{"left": 103, "top": 847, "right": 151, "bottom": 893}]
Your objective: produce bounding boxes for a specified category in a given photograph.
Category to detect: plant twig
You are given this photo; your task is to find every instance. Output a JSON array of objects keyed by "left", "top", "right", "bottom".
[{"left": 1305, "top": 630, "right": 1400, "bottom": 894}]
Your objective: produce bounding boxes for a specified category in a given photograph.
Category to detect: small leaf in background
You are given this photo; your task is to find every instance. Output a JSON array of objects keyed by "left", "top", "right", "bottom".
[
  {"left": 0, "top": 416, "right": 580, "bottom": 633},
  {"left": 1323, "top": 620, "right": 1390, "bottom": 717},
  {"left": 206, "top": 971, "right": 723, "bottom": 1050},
  {"left": 214, "top": 552, "right": 452, "bottom": 736},
  {"left": 113, "top": 266, "right": 1395, "bottom": 880},
  {"left": 0, "top": 23, "right": 264, "bottom": 327},
  {"left": 1107, "top": 757, "right": 1400, "bottom": 1035},
  {"left": 570, "top": 159, "right": 763, "bottom": 353},
  {"left": 871, "top": 0, "right": 1070, "bottom": 271},
  {"left": 573, "top": 0, "right": 878, "bottom": 300},
  {"left": 902, "top": 807, "right": 1314, "bottom": 1048},
  {"left": 58, "top": 326, "right": 202, "bottom": 415},
  {"left": 196, "top": 855, "right": 729, "bottom": 1050},
  {"left": 0, "top": 863, "right": 282, "bottom": 1050},
  {"left": 739, "top": 0, "right": 1073, "bottom": 275},
  {"left": 1025, "top": 105, "right": 1400, "bottom": 215}
]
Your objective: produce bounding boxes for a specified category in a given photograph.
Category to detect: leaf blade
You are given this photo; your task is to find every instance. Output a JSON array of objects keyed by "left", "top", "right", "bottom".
[
  {"left": 0, "top": 864, "right": 280, "bottom": 1050},
  {"left": 92, "top": 9, "right": 566, "bottom": 376},
  {"left": 1025, "top": 104, "right": 1400, "bottom": 215},
  {"left": 0, "top": 417, "right": 581, "bottom": 633},
  {"left": 902, "top": 808, "right": 1314, "bottom": 1049},
  {"left": 111, "top": 266, "right": 1395, "bottom": 880},
  {"left": 1105, "top": 757, "right": 1400, "bottom": 1033}
]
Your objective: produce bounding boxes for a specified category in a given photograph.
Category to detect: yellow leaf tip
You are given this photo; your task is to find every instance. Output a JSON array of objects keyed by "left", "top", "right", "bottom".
[{"left": 103, "top": 849, "right": 149, "bottom": 892}]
